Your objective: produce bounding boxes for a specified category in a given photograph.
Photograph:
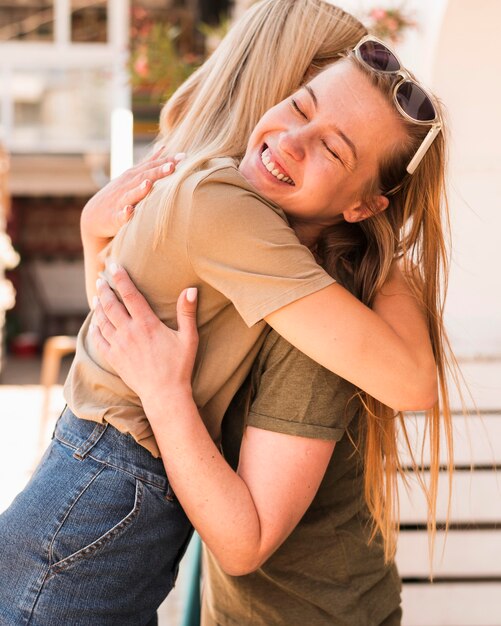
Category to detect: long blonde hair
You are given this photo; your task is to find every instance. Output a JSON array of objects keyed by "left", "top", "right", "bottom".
[
  {"left": 318, "top": 57, "right": 454, "bottom": 560},
  {"left": 153, "top": 0, "right": 453, "bottom": 561}
]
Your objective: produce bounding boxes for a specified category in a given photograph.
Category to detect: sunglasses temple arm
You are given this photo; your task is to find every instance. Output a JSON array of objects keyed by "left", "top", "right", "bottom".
[{"left": 406, "top": 124, "right": 442, "bottom": 175}]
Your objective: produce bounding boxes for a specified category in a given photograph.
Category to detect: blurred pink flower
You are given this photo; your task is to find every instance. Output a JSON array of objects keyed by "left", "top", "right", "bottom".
[
  {"left": 367, "top": 6, "right": 417, "bottom": 43},
  {"left": 386, "top": 17, "right": 399, "bottom": 32},
  {"left": 134, "top": 54, "right": 149, "bottom": 78},
  {"left": 370, "top": 8, "right": 388, "bottom": 21},
  {"left": 132, "top": 7, "right": 147, "bottom": 21}
]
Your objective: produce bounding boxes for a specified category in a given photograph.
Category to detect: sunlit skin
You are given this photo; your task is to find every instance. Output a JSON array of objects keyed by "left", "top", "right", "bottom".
[{"left": 239, "top": 59, "right": 407, "bottom": 245}]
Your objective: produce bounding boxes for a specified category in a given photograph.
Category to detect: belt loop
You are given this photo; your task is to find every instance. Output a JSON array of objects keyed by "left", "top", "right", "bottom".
[{"left": 73, "top": 422, "right": 109, "bottom": 460}]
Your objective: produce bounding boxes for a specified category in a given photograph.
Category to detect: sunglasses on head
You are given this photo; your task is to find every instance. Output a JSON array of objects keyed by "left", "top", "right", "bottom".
[{"left": 353, "top": 35, "right": 442, "bottom": 176}]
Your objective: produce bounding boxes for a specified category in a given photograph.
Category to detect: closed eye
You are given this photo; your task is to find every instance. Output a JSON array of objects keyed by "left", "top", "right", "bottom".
[
  {"left": 323, "top": 140, "right": 340, "bottom": 162},
  {"left": 292, "top": 97, "right": 343, "bottom": 166},
  {"left": 291, "top": 98, "right": 307, "bottom": 119}
]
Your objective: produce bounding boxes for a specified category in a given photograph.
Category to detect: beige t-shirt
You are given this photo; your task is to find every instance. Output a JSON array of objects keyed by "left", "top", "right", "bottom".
[
  {"left": 64, "top": 158, "right": 334, "bottom": 457},
  {"left": 202, "top": 331, "right": 401, "bottom": 626}
]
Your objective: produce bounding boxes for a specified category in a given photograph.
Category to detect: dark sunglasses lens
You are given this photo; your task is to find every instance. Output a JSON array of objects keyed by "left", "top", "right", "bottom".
[
  {"left": 358, "top": 40, "right": 400, "bottom": 72},
  {"left": 396, "top": 82, "right": 436, "bottom": 122}
]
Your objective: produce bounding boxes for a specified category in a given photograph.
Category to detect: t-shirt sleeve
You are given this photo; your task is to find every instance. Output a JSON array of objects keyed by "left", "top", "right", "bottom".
[
  {"left": 247, "top": 334, "right": 359, "bottom": 441},
  {"left": 187, "top": 174, "right": 335, "bottom": 327}
]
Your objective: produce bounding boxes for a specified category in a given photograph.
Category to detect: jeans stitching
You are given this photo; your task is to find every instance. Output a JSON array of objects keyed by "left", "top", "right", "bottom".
[
  {"left": 47, "top": 465, "right": 106, "bottom": 568},
  {"left": 55, "top": 434, "right": 168, "bottom": 492},
  {"left": 47, "top": 479, "right": 144, "bottom": 579},
  {"left": 72, "top": 422, "right": 108, "bottom": 460},
  {"left": 86, "top": 453, "right": 168, "bottom": 492}
]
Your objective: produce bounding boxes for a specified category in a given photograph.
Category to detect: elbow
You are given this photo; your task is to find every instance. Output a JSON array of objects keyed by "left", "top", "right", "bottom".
[
  {"left": 216, "top": 551, "right": 266, "bottom": 577},
  {"left": 393, "top": 367, "right": 438, "bottom": 412},
  {"left": 220, "top": 563, "right": 258, "bottom": 577}
]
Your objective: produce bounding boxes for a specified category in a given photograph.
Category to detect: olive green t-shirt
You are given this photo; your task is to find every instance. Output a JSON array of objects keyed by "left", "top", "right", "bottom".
[
  {"left": 202, "top": 330, "right": 401, "bottom": 626},
  {"left": 63, "top": 159, "right": 334, "bottom": 457}
]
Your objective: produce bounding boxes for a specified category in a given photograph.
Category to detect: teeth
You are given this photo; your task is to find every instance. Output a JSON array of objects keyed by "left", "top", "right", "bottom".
[{"left": 260, "top": 148, "right": 294, "bottom": 185}]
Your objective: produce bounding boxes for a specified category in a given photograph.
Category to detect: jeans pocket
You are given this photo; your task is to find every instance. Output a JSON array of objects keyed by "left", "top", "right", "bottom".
[{"left": 48, "top": 465, "right": 143, "bottom": 577}]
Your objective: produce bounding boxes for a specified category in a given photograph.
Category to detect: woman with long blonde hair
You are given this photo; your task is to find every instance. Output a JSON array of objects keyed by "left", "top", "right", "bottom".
[{"left": 0, "top": 1, "right": 453, "bottom": 624}]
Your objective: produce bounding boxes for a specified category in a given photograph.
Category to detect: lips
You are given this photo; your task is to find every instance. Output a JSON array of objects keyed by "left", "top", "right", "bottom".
[{"left": 260, "top": 145, "right": 295, "bottom": 185}]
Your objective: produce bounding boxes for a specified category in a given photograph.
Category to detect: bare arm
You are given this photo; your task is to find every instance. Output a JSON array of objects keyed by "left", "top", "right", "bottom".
[
  {"left": 91, "top": 276, "right": 334, "bottom": 575},
  {"left": 140, "top": 396, "right": 333, "bottom": 575},
  {"left": 80, "top": 151, "right": 183, "bottom": 305},
  {"left": 265, "top": 265, "right": 436, "bottom": 411}
]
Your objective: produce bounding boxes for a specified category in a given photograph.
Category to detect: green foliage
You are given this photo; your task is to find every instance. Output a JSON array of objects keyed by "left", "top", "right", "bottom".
[{"left": 130, "top": 21, "right": 201, "bottom": 104}]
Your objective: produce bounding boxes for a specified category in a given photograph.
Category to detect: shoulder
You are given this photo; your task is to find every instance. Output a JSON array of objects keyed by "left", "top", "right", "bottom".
[
  {"left": 190, "top": 158, "right": 288, "bottom": 225},
  {"left": 249, "top": 330, "right": 360, "bottom": 438},
  {"left": 258, "top": 330, "right": 350, "bottom": 395}
]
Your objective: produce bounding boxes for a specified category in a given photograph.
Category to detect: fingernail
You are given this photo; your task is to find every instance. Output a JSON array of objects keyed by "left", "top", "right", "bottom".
[
  {"left": 92, "top": 296, "right": 99, "bottom": 309},
  {"left": 174, "top": 152, "right": 186, "bottom": 162},
  {"left": 109, "top": 262, "right": 119, "bottom": 276},
  {"left": 162, "top": 162, "right": 174, "bottom": 174},
  {"left": 186, "top": 287, "right": 198, "bottom": 303},
  {"left": 96, "top": 277, "right": 105, "bottom": 289},
  {"left": 141, "top": 179, "right": 151, "bottom": 189}
]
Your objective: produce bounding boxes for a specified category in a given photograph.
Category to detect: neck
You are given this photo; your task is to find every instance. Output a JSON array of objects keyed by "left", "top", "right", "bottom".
[{"left": 289, "top": 220, "right": 325, "bottom": 250}]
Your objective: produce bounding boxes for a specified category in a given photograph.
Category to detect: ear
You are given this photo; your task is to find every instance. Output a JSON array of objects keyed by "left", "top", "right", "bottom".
[{"left": 343, "top": 194, "right": 389, "bottom": 223}]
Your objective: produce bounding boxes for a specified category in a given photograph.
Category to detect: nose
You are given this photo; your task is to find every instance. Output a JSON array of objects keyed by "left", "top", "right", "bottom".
[{"left": 277, "top": 128, "right": 306, "bottom": 162}]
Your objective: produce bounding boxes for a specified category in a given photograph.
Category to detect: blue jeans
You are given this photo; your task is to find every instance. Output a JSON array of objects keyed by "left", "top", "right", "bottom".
[{"left": 0, "top": 407, "right": 193, "bottom": 625}]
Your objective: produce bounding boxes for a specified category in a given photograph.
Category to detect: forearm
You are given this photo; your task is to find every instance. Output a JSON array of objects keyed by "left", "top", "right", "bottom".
[
  {"left": 266, "top": 283, "right": 437, "bottom": 411},
  {"left": 143, "top": 393, "right": 265, "bottom": 575},
  {"left": 78, "top": 151, "right": 177, "bottom": 307},
  {"left": 82, "top": 229, "right": 110, "bottom": 306}
]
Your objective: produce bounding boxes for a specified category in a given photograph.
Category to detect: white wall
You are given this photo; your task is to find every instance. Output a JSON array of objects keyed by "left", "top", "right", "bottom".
[{"left": 432, "top": 0, "right": 501, "bottom": 357}]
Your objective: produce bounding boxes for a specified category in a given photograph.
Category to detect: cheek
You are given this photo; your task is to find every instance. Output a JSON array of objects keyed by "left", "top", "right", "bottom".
[{"left": 312, "top": 162, "right": 342, "bottom": 196}]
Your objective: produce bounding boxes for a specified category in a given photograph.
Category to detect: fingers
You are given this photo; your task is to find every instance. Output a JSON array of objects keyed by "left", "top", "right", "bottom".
[
  {"left": 135, "top": 151, "right": 185, "bottom": 178},
  {"left": 119, "top": 204, "right": 135, "bottom": 226},
  {"left": 141, "top": 153, "right": 185, "bottom": 181},
  {"left": 124, "top": 154, "right": 185, "bottom": 207},
  {"left": 122, "top": 178, "right": 154, "bottom": 207},
  {"left": 96, "top": 277, "right": 132, "bottom": 328},
  {"left": 176, "top": 287, "right": 199, "bottom": 343},
  {"left": 92, "top": 297, "right": 116, "bottom": 344},
  {"left": 89, "top": 321, "right": 111, "bottom": 358},
  {"left": 108, "top": 263, "right": 156, "bottom": 321}
]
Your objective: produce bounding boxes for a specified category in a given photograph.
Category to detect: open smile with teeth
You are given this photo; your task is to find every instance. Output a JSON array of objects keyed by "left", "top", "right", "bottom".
[{"left": 260, "top": 147, "right": 295, "bottom": 185}]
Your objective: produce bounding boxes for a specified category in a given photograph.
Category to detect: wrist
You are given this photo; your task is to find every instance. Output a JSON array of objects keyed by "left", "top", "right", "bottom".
[
  {"left": 142, "top": 385, "right": 196, "bottom": 423},
  {"left": 81, "top": 226, "right": 111, "bottom": 249}
]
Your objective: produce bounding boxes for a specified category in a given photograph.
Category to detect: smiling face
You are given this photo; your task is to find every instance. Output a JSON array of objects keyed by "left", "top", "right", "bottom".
[{"left": 239, "top": 58, "right": 407, "bottom": 236}]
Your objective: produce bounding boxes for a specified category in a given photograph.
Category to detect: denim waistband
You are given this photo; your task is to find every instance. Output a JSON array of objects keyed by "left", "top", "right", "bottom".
[{"left": 54, "top": 407, "right": 168, "bottom": 491}]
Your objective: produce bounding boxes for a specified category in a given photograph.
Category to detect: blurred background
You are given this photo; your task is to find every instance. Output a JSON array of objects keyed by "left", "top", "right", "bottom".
[{"left": 0, "top": 1, "right": 499, "bottom": 625}]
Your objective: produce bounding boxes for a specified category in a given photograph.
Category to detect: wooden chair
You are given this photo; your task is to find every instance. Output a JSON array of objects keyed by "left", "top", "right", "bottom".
[{"left": 38, "top": 335, "right": 77, "bottom": 454}]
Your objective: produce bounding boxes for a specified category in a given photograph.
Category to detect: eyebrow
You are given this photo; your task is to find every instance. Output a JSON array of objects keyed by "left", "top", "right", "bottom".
[{"left": 304, "top": 85, "right": 358, "bottom": 163}]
